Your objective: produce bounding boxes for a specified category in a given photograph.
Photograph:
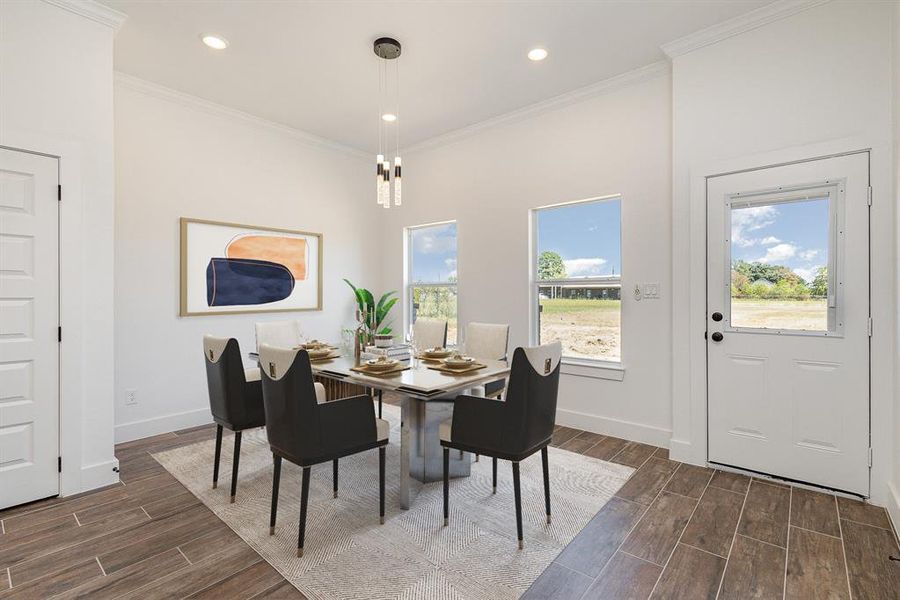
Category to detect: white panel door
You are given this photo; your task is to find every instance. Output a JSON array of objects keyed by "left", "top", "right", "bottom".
[
  {"left": 707, "top": 153, "right": 869, "bottom": 496},
  {"left": 0, "top": 147, "right": 59, "bottom": 509}
]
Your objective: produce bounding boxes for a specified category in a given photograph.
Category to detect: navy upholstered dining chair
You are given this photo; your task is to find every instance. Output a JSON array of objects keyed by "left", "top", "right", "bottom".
[
  {"left": 202, "top": 335, "right": 267, "bottom": 503},
  {"left": 258, "top": 343, "right": 389, "bottom": 557},
  {"left": 439, "top": 341, "right": 562, "bottom": 549}
]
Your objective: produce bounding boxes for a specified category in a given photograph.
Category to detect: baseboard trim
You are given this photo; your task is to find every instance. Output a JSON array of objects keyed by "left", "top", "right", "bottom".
[
  {"left": 555, "top": 408, "right": 671, "bottom": 448},
  {"left": 887, "top": 481, "right": 900, "bottom": 544},
  {"left": 116, "top": 407, "right": 213, "bottom": 443},
  {"left": 80, "top": 458, "right": 120, "bottom": 491},
  {"left": 667, "top": 438, "right": 705, "bottom": 466}
]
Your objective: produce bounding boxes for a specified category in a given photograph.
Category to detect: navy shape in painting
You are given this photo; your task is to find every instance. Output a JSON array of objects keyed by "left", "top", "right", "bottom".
[{"left": 206, "top": 258, "right": 295, "bottom": 306}]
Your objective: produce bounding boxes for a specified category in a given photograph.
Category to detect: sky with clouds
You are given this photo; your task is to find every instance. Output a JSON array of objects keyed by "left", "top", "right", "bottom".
[
  {"left": 537, "top": 199, "right": 621, "bottom": 278},
  {"left": 730, "top": 198, "right": 828, "bottom": 283},
  {"left": 410, "top": 222, "right": 457, "bottom": 282}
]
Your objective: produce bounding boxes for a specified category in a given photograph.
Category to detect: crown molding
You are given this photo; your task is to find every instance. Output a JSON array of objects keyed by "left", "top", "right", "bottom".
[
  {"left": 660, "top": 0, "right": 831, "bottom": 58},
  {"left": 114, "top": 72, "right": 370, "bottom": 161},
  {"left": 405, "top": 60, "right": 670, "bottom": 154},
  {"left": 40, "top": 0, "right": 127, "bottom": 31}
]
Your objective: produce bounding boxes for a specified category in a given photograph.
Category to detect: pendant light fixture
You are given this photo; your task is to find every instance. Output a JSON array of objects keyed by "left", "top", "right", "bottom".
[{"left": 374, "top": 37, "right": 402, "bottom": 208}]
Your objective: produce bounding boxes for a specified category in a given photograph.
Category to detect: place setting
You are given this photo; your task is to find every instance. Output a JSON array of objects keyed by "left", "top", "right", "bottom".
[
  {"left": 350, "top": 354, "right": 411, "bottom": 377},
  {"left": 296, "top": 340, "right": 341, "bottom": 362},
  {"left": 426, "top": 351, "right": 488, "bottom": 375}
]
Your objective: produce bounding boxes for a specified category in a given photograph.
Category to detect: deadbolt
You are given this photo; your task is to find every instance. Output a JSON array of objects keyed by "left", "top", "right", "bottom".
[{"left": 711, "top": 312, "right": 723, "bottom": 322}]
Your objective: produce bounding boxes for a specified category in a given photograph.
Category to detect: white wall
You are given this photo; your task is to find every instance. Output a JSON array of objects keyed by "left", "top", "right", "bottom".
[
  {"left": 670, "top": 1, "right": 895, "bottom": 504},
  {"left": 113, "top": 80, "right": 379, "bottom": 441},
  {"left": 0, "top": 0, "right": 120, "bottom": 493},
  {"left": 379, "top": 70, "right": 674, "bottom": 445}
]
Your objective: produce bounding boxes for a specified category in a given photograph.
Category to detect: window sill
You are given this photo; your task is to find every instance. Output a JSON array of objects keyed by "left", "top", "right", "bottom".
[{"left": 560, "top": 359, "right": 625, "bottom": 381}]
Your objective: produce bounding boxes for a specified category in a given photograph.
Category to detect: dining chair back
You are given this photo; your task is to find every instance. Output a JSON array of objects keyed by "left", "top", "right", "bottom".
[
  {"left": 502, "top": 341, "right": 562, "bottom": 455},
  {"left": 412, "top": 317, "right": 448, "bottom": 349},
  {"left": 257, "top": 344, "right": 324, "bottom": 461},
  {"left": 255, "top": 320, "right": 303, "bottom": 350},
  {"left": 463, "top": 322, "right": 509, "bottom": 361}
]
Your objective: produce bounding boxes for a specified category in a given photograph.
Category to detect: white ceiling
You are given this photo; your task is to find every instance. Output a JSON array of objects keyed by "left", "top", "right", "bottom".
[{"left": 104, "top": 1, "right": 769, "bottom": 154}]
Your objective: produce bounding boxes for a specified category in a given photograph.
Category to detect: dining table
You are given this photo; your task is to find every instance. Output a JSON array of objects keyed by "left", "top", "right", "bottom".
[{"left": 250, "top": 350, "right": 510, "bottom": 509}]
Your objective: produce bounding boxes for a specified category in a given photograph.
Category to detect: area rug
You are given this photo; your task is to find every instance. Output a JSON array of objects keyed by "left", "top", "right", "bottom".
[{"left": 152, "top": 404, "right": 633, "bottom": 600}]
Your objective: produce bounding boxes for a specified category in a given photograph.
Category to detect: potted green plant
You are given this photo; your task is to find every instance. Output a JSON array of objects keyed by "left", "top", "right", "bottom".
[{"left": 344, "top": 279, "right": 398, "bottom": 347}]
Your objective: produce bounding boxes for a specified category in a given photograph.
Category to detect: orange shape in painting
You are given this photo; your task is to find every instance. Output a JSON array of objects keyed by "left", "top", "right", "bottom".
[{"left": 226, "top": 235, "right": 308, "bottom": 281}]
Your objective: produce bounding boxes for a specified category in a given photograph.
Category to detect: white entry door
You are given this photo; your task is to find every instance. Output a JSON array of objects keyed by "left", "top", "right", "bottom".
[
  {"left": 707, "top": 153, "right": 869, "bottom": 496},
  {"left": 0, "top": 147, "right": 59, "bottom": 509}
]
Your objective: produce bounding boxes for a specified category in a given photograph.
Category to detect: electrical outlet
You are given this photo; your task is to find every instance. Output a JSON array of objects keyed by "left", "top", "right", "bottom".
[{"left": 125, "top": 388, "right": 138, "bottom": 406}]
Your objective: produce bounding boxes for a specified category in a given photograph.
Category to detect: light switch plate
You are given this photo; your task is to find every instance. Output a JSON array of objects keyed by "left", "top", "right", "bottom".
[{"left": 641, "top": 283, "right": 661, "bottom": 299}]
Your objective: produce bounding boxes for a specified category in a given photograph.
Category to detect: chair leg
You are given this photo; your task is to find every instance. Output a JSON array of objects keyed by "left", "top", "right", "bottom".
[
  {"left": 379, "top": 446, "right": 386, "bottom": 524},
  {"left": 475, "top": 454, "right": 479, "bottom": 462},
  {"left": 230, "top": 431, "right": 242, "bottom": 503},
  {"left": 492, "top": 457, "right": 498, "bottom": 494},
  {"left": 270, "top": 454, "right": 282, "bottom": 535},
  {"left": 541, "top": 446, "right": 551, "bottom": 524},
  {"left": 297, "top": 466, "right": 311, "bottom": 557},
  {"left": 212, "top": 425, "right": 223, "bottom": 489},
  {"left": 442, "top": 447, "right": 450, "bottom": 526},
  {"left": 377, "top": 390, "right": 383, "bottom": 419},
  {"left": 512, "top": 461, "right": 523, "bottom": 549},
  {"left": 459, "top": 449, "right": 464, "bottom": 460},
  {"left": 333, "top": 459, "right": 339, "bottom": 499}
]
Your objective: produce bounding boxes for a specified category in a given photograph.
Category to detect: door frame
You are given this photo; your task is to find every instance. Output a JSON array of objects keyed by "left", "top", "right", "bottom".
[
  {"left": 1, "top": 133, "right": 120, "bottom": 498},
  {"left": 670, "top": 136, "right": 894, "bottom": 506}
]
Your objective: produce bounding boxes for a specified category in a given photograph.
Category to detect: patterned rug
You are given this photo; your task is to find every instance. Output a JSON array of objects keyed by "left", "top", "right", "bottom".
[{"left": 153, "top": 404, "right": 633, "bottom": 599}]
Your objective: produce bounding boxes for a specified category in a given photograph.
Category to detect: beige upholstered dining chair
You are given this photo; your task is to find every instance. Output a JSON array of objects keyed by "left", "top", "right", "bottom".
[
  {"left": 255, "top": 320, "right": 304, "bottom": 350},
  {"left": 411, "top": 317, "right": 448, "bottom": 350},
  {"left": 463, "top": 322, "right": 510, "bottom": 362}
]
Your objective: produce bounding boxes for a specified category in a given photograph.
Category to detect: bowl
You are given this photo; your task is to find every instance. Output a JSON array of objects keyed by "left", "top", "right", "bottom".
[
  {"left": 443, "top": 355, "right": 475, "bottom": 368},
  {"left": 366, "top": 358, "right": 398, "bottom": 371}
]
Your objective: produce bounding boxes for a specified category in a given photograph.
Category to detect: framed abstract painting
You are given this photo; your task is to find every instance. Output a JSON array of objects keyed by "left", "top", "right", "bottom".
[{"left": 179, "top": 218, "right": 323, "bottom": 316}]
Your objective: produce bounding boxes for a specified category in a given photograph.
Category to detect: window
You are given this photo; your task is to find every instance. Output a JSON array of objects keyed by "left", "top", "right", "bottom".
[
  {"left": 533, "top": 197, "right": 622, "bottom": 363},
  {"left": 727, "top": 185, "right": 838, "bottom": 334},
  {"left": 407, "top": 221, "right": 458, "bottom": 345}
]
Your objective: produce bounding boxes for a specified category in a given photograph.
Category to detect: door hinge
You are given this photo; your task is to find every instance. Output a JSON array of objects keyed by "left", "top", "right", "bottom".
[
  {"left": 58, "top": 456, "right": 62, "bottom": 473},
  {"left": 867, "top": 318, "right": 873, "bottom": 337},
  {"left": 868, "top": 447, "right": 873, "bottom": 468},
  {"left": 58, "top": 326, "right": 62, "bottom": 342},
  {"left": 58, "top": 185, "right": 62, "bottom": 202},
  {"left": 867, "top": 186, "right": 872, "bottom": 206}
]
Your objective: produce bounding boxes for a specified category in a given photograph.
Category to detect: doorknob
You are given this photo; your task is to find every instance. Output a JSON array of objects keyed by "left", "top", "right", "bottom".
[
  {"left": 711, "top": 332, "right": 724, "bottom": 342},
  {"left": 711, "top": 312, "right": 723, "bottom": 322}
]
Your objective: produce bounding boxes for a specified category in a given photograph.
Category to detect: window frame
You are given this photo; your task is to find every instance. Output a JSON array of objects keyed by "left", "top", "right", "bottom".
[
  {"left": 530, "top": 194, "right": 623, "bottom": 368},
  {"left": 405, "top": 220, "right": 459, "bottom": 346},
  {"left": 723, "top": 181, "right": 843, "bottom": 338}
]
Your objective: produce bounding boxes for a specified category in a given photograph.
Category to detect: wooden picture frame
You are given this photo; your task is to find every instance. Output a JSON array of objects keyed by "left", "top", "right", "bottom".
[{"left": 179, "top": 217, "right": 323, "bottom": 316}]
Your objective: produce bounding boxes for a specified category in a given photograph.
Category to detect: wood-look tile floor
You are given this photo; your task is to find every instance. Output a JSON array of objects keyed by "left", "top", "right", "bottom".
[
  {"left": 1, "top": 417, "right": 897, "bottom": 599},
  {"left": 525, "top": 425, "right": 900, "bottom": 600}
]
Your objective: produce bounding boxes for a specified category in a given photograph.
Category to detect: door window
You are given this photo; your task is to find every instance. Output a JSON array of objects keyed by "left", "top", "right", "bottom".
[{"left": 726, "top": 185, "right": 841, "bottom": 335}]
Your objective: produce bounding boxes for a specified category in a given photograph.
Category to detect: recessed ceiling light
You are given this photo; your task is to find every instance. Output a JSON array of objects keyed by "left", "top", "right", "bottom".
[
  {"left": 528, "top": 47, "right": 548, "bottom": 61},
  {"left": 201, "top": 35, "right": 229, "bottom": 50},
  {"left": 381, "top": 113, "right": 397, "bottom": 122}
]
